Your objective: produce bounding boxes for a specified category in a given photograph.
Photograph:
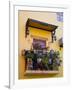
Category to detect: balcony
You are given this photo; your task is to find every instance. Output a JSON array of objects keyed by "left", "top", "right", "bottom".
[{"left": 22, "top": 49, "right": 62, "bottom": 74}]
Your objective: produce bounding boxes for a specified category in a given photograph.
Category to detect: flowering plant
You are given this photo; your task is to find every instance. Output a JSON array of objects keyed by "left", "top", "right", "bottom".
[{"left": 24, "top": 49, "right": 62, "bottom": 70}]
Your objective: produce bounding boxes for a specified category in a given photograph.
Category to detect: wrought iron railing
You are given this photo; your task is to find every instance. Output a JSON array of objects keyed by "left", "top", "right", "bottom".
[{"left": 22, "top": 49, "right": 62, "bottom": 72}]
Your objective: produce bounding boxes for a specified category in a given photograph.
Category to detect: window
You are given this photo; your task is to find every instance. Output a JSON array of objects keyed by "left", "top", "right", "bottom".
[
  {"left": 33, "top": 39, "right": 46, "bottom": 49},
  {"left": 56, "top": 12, "right": 63, "bottom": 22}
]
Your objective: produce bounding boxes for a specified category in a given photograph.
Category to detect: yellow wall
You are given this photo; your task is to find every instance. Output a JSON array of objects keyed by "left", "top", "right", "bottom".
[{"left": 18, "top": 10, "right": 63, "bottom": 79}]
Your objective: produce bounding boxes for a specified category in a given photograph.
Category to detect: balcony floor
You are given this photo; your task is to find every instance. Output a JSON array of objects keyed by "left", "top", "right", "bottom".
[{"left": 25, "top": 70, "right": 59, "bottom": 74}]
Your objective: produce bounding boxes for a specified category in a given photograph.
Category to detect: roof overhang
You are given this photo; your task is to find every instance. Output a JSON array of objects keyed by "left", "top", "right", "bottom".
[
  {"left": 25, "top": 18, "right": 58, "bottom": 42},
  {"left": 26, "top": 18, "right": 58, "bottom": 32}
]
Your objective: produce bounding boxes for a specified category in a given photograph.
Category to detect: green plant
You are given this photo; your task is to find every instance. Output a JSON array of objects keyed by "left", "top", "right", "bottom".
[
  {"left": 42, "top": 50, "right": 62, "bottom": 70},
  {"left": 52, "top": 51, "right": 62, "bottom": 70},
  {"left": 25, "top": 51, "right": 34, "bottom": 59},
  {"left": 25, "top": 50, "right": 62, "bottom": 70}
]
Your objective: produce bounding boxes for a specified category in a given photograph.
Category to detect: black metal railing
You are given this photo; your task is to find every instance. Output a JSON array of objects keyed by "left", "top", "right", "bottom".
[{"left": 23, "top": 49, "right": 62, "bottom": 71}]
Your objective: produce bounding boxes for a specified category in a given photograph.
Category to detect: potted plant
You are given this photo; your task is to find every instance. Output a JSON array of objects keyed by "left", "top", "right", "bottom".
[
  {"left": 24, "top": 49, "right": 62, "bottom": 71},
  {"left": 24, "top": 50, "right": 34, "bottom": 70}
]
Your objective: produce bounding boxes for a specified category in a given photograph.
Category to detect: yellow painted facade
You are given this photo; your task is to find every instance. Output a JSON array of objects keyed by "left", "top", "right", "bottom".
[{"left": 18, "top": 11, "right": 63, "bottom": 79}]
